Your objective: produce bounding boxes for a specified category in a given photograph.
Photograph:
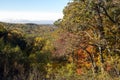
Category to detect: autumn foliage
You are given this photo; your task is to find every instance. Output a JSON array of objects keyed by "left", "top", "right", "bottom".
[{"left": 0, "top": 0, "right": 120, "bottom": 80}]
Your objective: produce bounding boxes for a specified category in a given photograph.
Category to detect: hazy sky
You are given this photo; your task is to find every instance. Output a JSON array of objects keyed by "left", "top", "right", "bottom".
[{"left": 0, "top": 0, "right": 69, "bottom": 21}]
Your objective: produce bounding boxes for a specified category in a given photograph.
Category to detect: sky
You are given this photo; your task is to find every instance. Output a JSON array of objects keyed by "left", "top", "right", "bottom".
[{"left": 0, "top": 0, "right": 69, "bottom": 22}]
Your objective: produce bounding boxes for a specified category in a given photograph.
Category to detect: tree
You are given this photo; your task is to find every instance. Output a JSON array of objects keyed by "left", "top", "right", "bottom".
[{"left": 56, "top": 0, "right": 120, "bottom": 76}]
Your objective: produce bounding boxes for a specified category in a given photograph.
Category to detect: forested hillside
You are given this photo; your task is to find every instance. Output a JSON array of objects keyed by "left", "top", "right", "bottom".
[{"left": 0, "top": 0, "right": 120, "bottom": 80}]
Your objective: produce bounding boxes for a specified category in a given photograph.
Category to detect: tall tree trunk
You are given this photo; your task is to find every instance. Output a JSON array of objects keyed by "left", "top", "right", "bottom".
[
  {"left": 3, "top": 59, "right": 8, "bottom": 80},
  {"left": 98, "top": 45, "right": 104, "bottom": 73}
]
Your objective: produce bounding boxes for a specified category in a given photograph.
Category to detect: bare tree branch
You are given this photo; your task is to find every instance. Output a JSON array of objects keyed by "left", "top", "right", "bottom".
[{"left": 100, "top": 5, "right": 116, "bottom": 23}]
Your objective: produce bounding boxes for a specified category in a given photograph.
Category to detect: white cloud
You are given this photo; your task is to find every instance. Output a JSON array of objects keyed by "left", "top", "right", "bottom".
[{"left": 0, "top": 11, "right": 63, "bottom": 21}]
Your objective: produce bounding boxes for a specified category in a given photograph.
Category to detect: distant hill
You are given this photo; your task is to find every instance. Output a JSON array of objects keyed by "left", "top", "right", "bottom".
[
  {"left": 0, "top": 21, "right": 57, "bottom": 37},
  {"left": 0, "top": 19, "right": 55, "bottom": 24}
]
